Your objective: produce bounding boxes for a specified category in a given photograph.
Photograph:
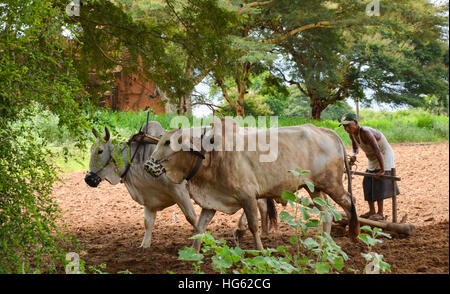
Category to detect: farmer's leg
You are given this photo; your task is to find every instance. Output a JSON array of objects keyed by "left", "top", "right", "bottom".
[
  {"left": 361, "top": 172, "right": 377, "bottom": 218},
  {"left": 377, "top": 200, "right": 384, "bottom": 215},
  {"left": 360, "top": 201, "right": 376, "bottom": 218},
  {"left": 369, "top": 200, "right": 385, "bottom": 220}
]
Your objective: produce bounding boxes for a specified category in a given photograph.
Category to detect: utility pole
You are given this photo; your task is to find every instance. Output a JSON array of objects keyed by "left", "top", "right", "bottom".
[{"left": 355, "top": 97, "right": 360, "bottom": 121}]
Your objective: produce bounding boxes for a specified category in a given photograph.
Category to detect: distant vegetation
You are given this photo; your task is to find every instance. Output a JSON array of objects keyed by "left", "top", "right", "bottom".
[
  {"left": 37, "top": 107, "right": 448, "bottom": 173},
  {"left": 89, "top": 108, "right": 449, "bottom": 143}
]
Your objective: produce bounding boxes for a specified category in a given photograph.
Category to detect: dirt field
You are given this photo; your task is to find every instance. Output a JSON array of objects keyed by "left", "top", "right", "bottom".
[{"left": 53, "top": 142, "right": 449, "bottom": 274}]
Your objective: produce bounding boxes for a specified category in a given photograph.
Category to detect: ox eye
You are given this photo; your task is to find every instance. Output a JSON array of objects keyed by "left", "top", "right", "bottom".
[{"left": 164, "top": 140, "right": 170, "bottom": 146}]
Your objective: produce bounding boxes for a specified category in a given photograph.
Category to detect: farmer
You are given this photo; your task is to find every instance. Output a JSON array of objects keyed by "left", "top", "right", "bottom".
[{"left": 340, "top": 112, "right": 400, "bottom": 221}]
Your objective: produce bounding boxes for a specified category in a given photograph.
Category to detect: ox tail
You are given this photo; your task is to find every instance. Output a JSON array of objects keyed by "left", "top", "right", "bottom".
[
  {"left": 267, "top": 198, "right": 278, "bottom": 230},
  {"left": 341, "top": 140, "right": 360, "bottom": 241}
]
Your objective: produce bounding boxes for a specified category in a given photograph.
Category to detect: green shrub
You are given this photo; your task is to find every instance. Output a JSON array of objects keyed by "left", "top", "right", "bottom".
[
  {"left": 0, "top": 0, "right": 90, "bottom": 272},
  {"left": 416, "top": 115, "right": 434, "bottom": 129}
]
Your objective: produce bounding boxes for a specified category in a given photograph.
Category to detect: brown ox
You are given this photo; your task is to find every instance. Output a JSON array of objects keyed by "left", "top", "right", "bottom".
[{"left": 145, "top": 118, "right": 359, "bottom": 250}]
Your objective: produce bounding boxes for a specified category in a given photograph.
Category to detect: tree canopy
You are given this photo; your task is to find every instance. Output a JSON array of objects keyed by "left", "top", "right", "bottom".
[{"left": 63, "top": 0, "right": 448, "bottom": 119}]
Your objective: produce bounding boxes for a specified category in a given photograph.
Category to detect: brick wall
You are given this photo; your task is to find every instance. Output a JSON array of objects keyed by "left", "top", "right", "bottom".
[{"left": 103, "top": 71, "right": 166, "bottom": 114}]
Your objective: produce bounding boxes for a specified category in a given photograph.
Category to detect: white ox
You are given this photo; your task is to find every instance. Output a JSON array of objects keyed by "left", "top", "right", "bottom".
[
  {"left": 84, "top": 123, "right": 197, "bottom": 248},
  {"left": 145, "top": 118, "right": 360, "bottom": 250},
  {"left": 84, "top": 122, "right": 275, "bottom": 249}
]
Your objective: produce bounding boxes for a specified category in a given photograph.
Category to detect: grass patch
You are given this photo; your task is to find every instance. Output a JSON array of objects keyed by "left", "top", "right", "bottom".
[{"left": 50, "top": 145, "right": 90, "bottom": 173}]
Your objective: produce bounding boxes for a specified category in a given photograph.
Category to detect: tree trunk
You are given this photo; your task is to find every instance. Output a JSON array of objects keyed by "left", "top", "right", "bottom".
[
  {"left": 234, "top": 62, "right": 251, "bottom": 117},
  {"left": 310, "top": 98, "right": 326, "bottom": 120},
  {"left": 178, "top": 96, "right": 191, "bottom": 115},
  {"left": 235, "top": 102, "right": 245, "bottom": 117},
  {"left": 236, "top": 88, "right": 245, "bottom": 117},
  {"left": 355, "top": 96, "right": 359, "bottom": 121},
  {"left": 178, "top": 56, "right": 193, "bottom": 115}
]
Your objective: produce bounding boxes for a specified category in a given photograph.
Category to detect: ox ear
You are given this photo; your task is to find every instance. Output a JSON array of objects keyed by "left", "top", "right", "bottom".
[
  {"left": 104, "top": 127, "right": 111, "bottom": 142},
  {"left": 92, "top": 128, "right": 100, "bottom": 138}
]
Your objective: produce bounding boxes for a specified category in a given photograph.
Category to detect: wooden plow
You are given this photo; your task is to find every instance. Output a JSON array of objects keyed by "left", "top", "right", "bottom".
[{"left": 339, "top": 167, "right": 416, "bottom": 237}]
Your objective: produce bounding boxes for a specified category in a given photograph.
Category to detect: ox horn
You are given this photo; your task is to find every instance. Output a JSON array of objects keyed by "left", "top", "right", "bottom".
[
  {"left": 92, "top": 128, "right": 100, "bottom": 138},
  {"left": 104, "top": 127, "right": 111, "bottom": 142},
  {"left": 144, "top": 134, "right": 161, "bottom": 144}
]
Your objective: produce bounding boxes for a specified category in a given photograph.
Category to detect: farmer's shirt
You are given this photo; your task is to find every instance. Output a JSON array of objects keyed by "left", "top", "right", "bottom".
[{"left": 353, "top": 126, "right": 395, "bottom": 171}]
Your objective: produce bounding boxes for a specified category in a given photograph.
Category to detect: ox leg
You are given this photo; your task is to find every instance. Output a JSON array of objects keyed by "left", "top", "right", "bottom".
[
  {"left": 234, "top": 211, "right": 247, "bottom": 246},
  {"left": 323, "top": 185, "right": 354, "bottom": 223},
  {"left": 234, "top": 199, "right": 268, "bottom": 246},
  {"left": 192, "top": 208, "right": 216, "bottom": 252},
  {"left": 322, "top": 185, "right": 360, "bottom": 239},
  {"left": 242, "top": 198, "right": 263, "bottom": 250},
  {"left": 140, "top": 207, "right": 156, "bottom": 249},
  {"left": 173, "top": 191, "right": 198, "bottom": 232},
  {"left": 257, "top": 199, "right": 269, "bottom": 236},
  {"left": 307, "top": 189, "right": 332, "bottom": 235}
]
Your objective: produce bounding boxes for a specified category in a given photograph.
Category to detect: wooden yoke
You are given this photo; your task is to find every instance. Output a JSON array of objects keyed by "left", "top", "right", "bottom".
[{"left": 129, "top": 133, "right": 161, "bottom": 145}]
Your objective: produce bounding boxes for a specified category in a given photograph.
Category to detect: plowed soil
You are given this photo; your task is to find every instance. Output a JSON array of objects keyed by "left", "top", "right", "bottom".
[{"left": 53, "top": 142, "right": 449, "bottom": 274}]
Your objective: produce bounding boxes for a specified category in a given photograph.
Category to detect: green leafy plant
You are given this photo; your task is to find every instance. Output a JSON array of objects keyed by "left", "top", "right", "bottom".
[
  {"left": 178, "top": 232, "right": 298, "bottom": 274},
  {"left": 86, "top": 262, "right": 132, "bottom": 274},
  {"left": 358, "top": 226, "right": 392, "bottom": 274},
  {"left": 279, "top": 169, "right": 349, "bottom": 274},
  {"left": 176, "top": 167, "right": 393, "bottom": 274},
  {"left": 88, "top": 263, "right": 108, "bottom": 274},
  {"left": 178, "top": 246, "right": 205, "bottom": 274},
  {"left": 177, "top": 168, "right": 349, "bottom": 274}
]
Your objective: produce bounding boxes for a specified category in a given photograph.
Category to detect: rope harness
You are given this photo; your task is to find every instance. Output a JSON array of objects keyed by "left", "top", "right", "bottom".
[
  {"left": 144, "top": 128, "right": 209, "bottom": 181},
  {"left": 85, "top": 132, "right": 160, "bottom": 187}
]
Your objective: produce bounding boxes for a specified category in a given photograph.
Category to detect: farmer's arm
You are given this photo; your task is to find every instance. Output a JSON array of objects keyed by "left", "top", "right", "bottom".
[
  {"left": 349, "top": 134, "right": 359, "bottom": 164},
  {"left": 361, "top": 129, "right": 385, "bottom": 178}
]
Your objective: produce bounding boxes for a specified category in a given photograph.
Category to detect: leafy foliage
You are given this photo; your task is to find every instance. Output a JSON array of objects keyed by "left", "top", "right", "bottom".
[{"left": 0, "top": 0, "right": 91, "bottom": 273}]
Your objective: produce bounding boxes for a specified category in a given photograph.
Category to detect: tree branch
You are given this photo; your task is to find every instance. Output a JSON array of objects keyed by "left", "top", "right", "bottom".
[
  {"left": 92, "top": 41, "right": 123, "bottom": 65},
  {"left": 246, "top": 1, "right": 272, "bottom": 8},
  {"left": 264, "top": 21, "right": 336, "bottom": 44},
  {"left": 217, "top": 77, "right": 236, "bottom": 108},
  {"left": 264, "top": 19, "right": 378, "bottom": 44},
  {"left": 190, "top": 100, "right": 225, "bottom": 110},
  {"left": 270, "top": 65, "right": 308, "bottom": 97},
  {"left": 193, "top": 67, "right": 213, "bottom": 85}
]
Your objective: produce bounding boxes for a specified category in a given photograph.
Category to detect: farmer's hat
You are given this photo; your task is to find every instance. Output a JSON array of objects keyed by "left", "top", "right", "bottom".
[{"left": 339, "top": 112, "right": 357, "bottom": 126}]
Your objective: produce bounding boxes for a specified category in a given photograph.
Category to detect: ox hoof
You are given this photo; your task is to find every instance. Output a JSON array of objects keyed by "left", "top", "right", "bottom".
[
  {"left": 139, "top": 241, "right": 151, "bottom": 249},
  {"left": 233, "top": 230, "right": 245, "bottom": 246}
]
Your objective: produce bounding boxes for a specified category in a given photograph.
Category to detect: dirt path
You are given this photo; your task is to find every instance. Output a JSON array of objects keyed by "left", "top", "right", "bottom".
[{"left": 53, "top": 142, "right": 449, "bottom": 274}]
